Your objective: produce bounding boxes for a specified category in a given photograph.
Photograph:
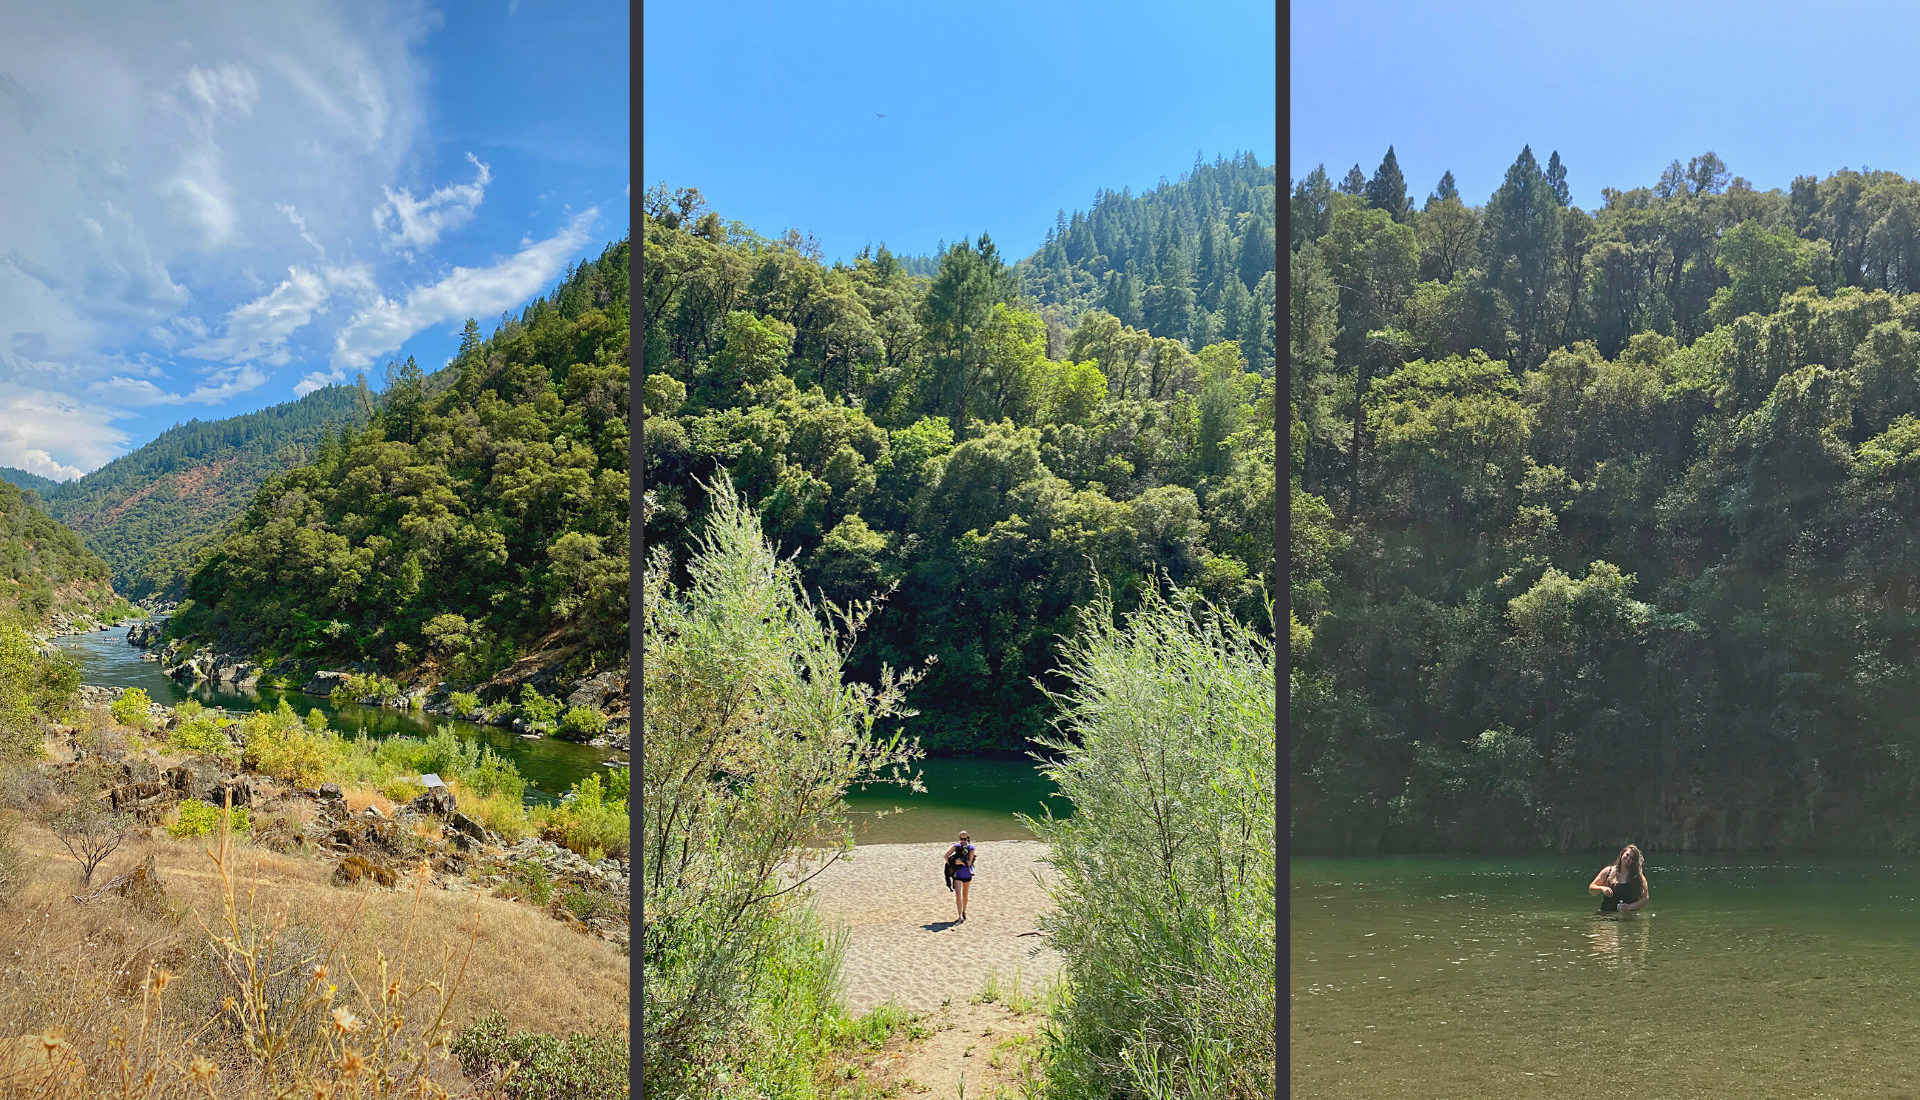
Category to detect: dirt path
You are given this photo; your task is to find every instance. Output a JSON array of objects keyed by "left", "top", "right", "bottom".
[
  {"left": 856, "top": 998, "right": 1049, "bottom": 1099},
  {"left": 804, "top": 840, "right": 1062, "bottom": 1015}
]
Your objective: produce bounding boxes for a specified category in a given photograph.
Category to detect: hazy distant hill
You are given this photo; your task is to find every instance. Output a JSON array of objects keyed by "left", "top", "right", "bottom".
[
  {"left": 0, "top": 467, "right": 62, "bottom": 497},
  {"left": 38, "top": 384, "right": 373, "bottom": 601}
]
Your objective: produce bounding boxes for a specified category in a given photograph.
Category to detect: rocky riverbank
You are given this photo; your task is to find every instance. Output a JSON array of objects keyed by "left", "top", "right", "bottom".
[
  {"left": 54, "top": 687, "right": 631, "bottom": 950},
  {"left": 133, "top": 633, "right": 631, "bottom": 754}
]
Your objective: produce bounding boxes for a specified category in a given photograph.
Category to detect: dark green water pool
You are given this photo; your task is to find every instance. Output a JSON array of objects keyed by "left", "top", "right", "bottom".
[
  {"left": 842, "top": 755, "right": 1070, "bottom": 845},
  {"left": 1293, "top": 854, "right": 1920, "bottom": 1097},
  {"left": 57, "top": 624, "right": 618, "bottom": 803}
]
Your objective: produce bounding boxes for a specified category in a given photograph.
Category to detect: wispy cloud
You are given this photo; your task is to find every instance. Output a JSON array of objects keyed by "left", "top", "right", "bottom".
[
  {"left": 373, "top": 152, "right": 492, "bottom": 257},
  {"left": 186, "top": 265, "right": 331, "bottom": 366},
  {"left": 302, "top": 208, "right": 594, "bottom": 395},
  {"left": 0, "top": 384, "right": 130, "bottom": 480}
]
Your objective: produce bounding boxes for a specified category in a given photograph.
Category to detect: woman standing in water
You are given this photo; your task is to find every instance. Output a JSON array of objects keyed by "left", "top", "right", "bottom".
[
  {"left": 945, "top": 832, "right": 976, "bottom": 923},
  {"left": 1589, "top": 843, "right": 1649, "bottom": 913}
]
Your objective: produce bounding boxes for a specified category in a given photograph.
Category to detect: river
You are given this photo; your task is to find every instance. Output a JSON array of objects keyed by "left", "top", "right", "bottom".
[
  {"left": 57, "top": 623, "right": 619, "bottom": 803},
  {"left": 841, "top": 754, "right": 1069, "bottom": 845},
  {"left": 1292, "top": 853, "right": 1920, "bottom": 1097}
]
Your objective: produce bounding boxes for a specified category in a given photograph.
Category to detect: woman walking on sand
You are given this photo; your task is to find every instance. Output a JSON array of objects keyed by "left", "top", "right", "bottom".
[{"left": 944, "top": 832, "right": 976, "bottom": 923}]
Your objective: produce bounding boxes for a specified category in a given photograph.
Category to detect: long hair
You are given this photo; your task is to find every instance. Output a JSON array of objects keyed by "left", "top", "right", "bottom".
[{"left": 1613, "top": 844, "right": 1643, "bottom": 883}]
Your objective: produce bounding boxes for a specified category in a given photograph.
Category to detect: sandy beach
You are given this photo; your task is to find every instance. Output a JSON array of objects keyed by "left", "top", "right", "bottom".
[{"left": 804, "top": 840, "right": 1062, "bottom": 1014}]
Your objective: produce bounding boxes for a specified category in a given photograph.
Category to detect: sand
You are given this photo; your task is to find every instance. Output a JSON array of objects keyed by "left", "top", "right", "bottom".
[{"left": 803, "top": 840, "right": 1062, "bottom": 1015}]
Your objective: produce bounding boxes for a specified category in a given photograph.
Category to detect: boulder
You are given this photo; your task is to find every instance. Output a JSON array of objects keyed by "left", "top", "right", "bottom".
[
  {"left": 565, "top": 671, "right": 627, "bottom": 712},
  {"left": 303, "top": 670, "right": 355, "bottom": 696},
  {"left": 405, "top": 786, "right": 458, "bottom": 817}
]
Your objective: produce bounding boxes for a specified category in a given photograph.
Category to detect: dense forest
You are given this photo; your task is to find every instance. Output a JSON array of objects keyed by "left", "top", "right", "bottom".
[
  {"left": 171, "top": 240, "right": 630, "bottom": 687},
  {"left": 1291, "top": 145, "right": 1920, "bottom": 851},
  {"left": 0, "top": 479, "right": 127, "bottom": 628},
  {"left": 642, "top": 161, "right": 1276, "bottom": 753},
  {"left": 23, "top": 385, "right": 371, "bottom": 601},
  {"left": 1019, "top": 152, "right": 1278, "bottom": 373}
]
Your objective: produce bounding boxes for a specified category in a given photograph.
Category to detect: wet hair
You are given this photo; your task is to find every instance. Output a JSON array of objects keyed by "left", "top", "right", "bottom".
[{"left": 1613, "top": 844, "right": 1643, "bottom": 883}]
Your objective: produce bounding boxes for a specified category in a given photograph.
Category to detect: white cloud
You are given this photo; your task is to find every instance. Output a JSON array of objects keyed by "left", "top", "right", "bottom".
[
  {"left": 277, "top": 202, "right": 325, "bottom": 257},
  {"left": 0, "top": 0, "right": 431, "bottom": 474},
  {"left": 373, "top": 152, "right": 491, "bottom": 256},
  {"left": 312, "top": 208, "right": 595, "bottom": 395},
  {"left": 186, "top": 265, "right": 331, "bottom": 365},
  {"left": 185, "top": 362, "right": 266, "bottom": 403},
  {"left": 0, "top": 384, "right": 129, "bottom": 479}
]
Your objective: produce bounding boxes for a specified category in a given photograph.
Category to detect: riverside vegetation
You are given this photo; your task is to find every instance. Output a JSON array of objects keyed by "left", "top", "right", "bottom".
[
  {"left": 0, "top": 613, "right": 630, "bottom": 1098},
  {"left": 162, "top": 237, "right": 630, "bottom": 732},
  {"left": 642, "top": 160, "right": 1275, "bottom": 754},
  {"left": 641, "top": 466, "right": 1273, "bottom": 1096},
  {"left": 1292, "top": 147, "right": 1920, "bottom": 851}
]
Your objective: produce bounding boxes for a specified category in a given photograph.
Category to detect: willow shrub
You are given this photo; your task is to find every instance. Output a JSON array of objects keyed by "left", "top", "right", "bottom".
[
  {"left": 1024, "top": 584, "right": 1277, "bottom": 1100},
  {"left": 642, "top": 478, "right": 923, "bottom": 1099}
]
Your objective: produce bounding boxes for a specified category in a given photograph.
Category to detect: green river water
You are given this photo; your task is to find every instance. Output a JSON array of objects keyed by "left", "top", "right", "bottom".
[
  {"left": 839, "top": 756, "right": 1070, "bottom": 846},
  {"left": 57, "top": 623, "right": 619, "bottom": 803},
  {"left": 1292, "top": 854, "right": 1920, "bottom": 1098}
]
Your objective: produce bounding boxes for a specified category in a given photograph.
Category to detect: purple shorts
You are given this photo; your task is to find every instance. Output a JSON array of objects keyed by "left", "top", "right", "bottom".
[{"left": 954, "top": 867, "right": 973, "bottom": 882}]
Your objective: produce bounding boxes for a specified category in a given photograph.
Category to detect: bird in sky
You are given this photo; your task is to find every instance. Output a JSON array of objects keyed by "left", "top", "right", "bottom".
[{"left": 876, "top": 113, "right": 886, "bottom": 119}]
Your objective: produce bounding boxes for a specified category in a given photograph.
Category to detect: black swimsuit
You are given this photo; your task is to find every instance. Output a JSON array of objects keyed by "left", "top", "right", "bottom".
[{"left": 1601, "top": 869, "right": 1642, "bottom": 912}]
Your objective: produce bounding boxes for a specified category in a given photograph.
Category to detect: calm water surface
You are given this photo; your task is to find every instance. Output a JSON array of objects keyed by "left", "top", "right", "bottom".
[
  {"left": 842, "top": 755, "right": 1069, "bottom": 845},
  {"left": 1293, "top": 854, "right": 1920, "bottom": 1098},
  {"left": 58, "top": 623, "right": 618, "bottom": 802}
]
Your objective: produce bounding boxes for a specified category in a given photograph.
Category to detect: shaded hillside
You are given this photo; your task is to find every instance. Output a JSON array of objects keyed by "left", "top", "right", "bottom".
[
  {"left": 0, "top": 478, "right": 130, "bottom": 630},
  {"left": 0, "top": 467, "right": 61, "bottom": 497},
  {"left": 173, "top": 239, "right": 630, "bottom": 684},
  {"left": 1292, "top": 146, "right": 1920, "bottom": 851},
  {"left": 42, "top": 384, "right": 373, "bottom": 600},
  {"left": 1016, "top": 151, "right": 1277, "bottom": 373}
]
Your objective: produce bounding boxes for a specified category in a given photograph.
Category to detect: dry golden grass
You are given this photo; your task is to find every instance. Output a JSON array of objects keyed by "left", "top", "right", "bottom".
[
  {"left": 0, "top": 816, "right": 627, "bottom": 1079},
  {"left": 341, "top": 788, "right": 395, "bottom": 816}
]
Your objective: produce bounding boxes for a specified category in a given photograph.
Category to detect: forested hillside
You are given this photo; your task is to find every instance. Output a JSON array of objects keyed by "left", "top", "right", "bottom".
[
  {"left": 0, "top": 467, "right": 61, "bottom": 497},
  {"left": 1292, "top": 146, "right": 1920, "bottom": 852},
  {"left": 1018, "top": 152, "right": 1277, "bottom": 374},
  {"left": 0, "top": 479, "right": 130, "bottom": 629},
  {"left": 642, "top": 177, "right": 1275, "bottom": 752},
  {"left": 171, "top": 240, "right": 630, "bottom": 686},
  {"left": 37, "top": 385, "right": 372, "bottom": 600}
]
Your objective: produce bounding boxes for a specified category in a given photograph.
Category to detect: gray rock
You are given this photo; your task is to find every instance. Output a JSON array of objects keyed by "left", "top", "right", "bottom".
[
  {"left": 302, "top": 670, "right": 355, "bottom": 696},
  {"left": 405, "top": 786, "right": 458, "bottom": 817}
]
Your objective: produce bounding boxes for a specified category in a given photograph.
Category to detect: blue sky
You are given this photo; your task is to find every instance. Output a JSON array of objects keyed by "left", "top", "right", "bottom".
[
  {"left": 643, "top": 0, "right": 1276, "bottom": 266},
  {"left": 1292, "top": 1, "right": 1920, "bottom": 211},
  {"left": 0, "top": 0, "right": 628, "bottom": 479}
]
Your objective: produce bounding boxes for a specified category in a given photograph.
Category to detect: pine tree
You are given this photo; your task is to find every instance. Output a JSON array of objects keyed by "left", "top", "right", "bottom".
[
  {"left": 1339, "top": 164, "right": 1367, "bottom": 195},
  {"left": 1365, "top": 146, "right": 1410, "bottom": 221},
  {"left": 1546, "top": 151, "right": 1571, "bottom": 207},
  {"left": 1430, "top": 170, "right": 1459, "bottom": 207}
]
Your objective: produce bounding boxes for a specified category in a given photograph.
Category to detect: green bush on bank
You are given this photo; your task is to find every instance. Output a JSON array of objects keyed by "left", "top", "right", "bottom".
[
  {"left": 169, "top": 798, "right": 251, "bottom": 838},
  {"left": 1024, "top": 583, "right": 1277, "bottom": 1100},
  {"left": 451, "top": 1012, "right": 629, "bottom": 1100},
  {"left": 109, "top": 687, "right": 154, "bottom": 731}
]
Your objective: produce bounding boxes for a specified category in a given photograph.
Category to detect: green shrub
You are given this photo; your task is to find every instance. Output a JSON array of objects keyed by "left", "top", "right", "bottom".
[
  {"left": 496, "top": 860, "right": 554, "bottom": 906},
  {"left": 540, "top": 772, "right": 628, "bottom": 858},
  {"left": 169, "top": 798, "right": 251, "bottom": 838},
  {"left": 243, "top": 700, "right": 341, "bottom": 787},
  {"left": 305, "top": 708, "right": 328, "bottom": 732},
  {"left": 1023, "top": 585, "right": 1277, "bottom": 1100},
  {"left": 174, "top": 697, "right": 205, "bottom": 719},
  {"left": 557, "top": 706, "right": 607, "bottom": 739},
  {"left": 448, "top": 691, "right": 480, "bottom": 717},
  {"left": 168, "top": 714, "right": 238, "bottom": 759},
  {"left": 110, "top": 688, "right": 154, "bottom": 730},
  {"left": 381, "top": 776, "right": 427, "bottom": 804},
  {"left": 451, "top": 1012, "right": 628, "bottom": 1100},
  {"left": 518, "top": 685, "right": 559, "bottom": 728}
]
